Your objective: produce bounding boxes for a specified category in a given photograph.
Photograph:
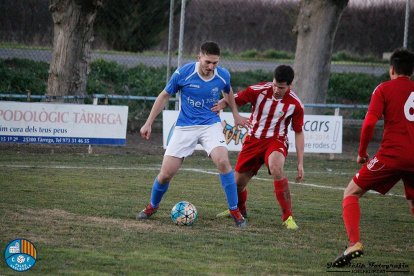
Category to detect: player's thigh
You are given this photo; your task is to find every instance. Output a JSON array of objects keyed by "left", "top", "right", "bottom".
[
  {"left": 353, "top": 158, "right": 402, "bottom": 195},
  {"left": 265, "top": 140, "right": 287, "bottom": 176},
  {"left": 235, "top": 136, "right": 265, "bottom": 175},
  {"left": 199, "top": 122, "right": 228, "bottom": 156},
  {"left": 165, "top": 126, "right": 199, "bottom": 158}
]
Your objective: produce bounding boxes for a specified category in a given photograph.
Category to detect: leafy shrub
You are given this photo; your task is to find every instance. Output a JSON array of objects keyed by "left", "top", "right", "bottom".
[
  {"left": 239, "top": 49, "right": 259, "bottom": 58},
  {"left": 0, "top": 58, "right": 48, "bottom": 94},
  {"left": 87, "top": 59, "right": 128, "bottom": 94},
  {"left": 0, "top": 58, "right": 393, "bottom": 119},
  {"left": 261, "top": 49, "right": 294, "bottom": 60},
  {"left": 332, "top": 50, "right": 385, "bottom": 63},
  {"left": 327, "top": 72, "right": 389, "bottom": 104},
  {"left": 231, "top": 70, "right": 270, "bottom": 91}
]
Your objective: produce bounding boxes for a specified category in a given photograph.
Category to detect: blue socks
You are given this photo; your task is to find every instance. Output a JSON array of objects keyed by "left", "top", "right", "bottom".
[
  {"left": 219, "top": 171, "right": 238, "bottom": 210},
  {"left": 150, "top": 178, "right": 169, "bottom": 208},
  {"left": 149, "top": 172, "right": 237, "bottom": 210}
]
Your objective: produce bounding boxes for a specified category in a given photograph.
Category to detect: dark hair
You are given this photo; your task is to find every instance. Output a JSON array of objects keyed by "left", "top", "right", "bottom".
[
  {"left": 273, "top": 65, "right": 294, "bottom": 85},
  {"left": 200, "top": 41, "right": 220, "bottom": 56},
  {"left": 390, "top": 48, "right": 414, "bottom": 76}
]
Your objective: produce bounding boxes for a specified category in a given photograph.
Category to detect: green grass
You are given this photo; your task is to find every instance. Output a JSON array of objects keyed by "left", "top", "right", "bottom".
[{"left": 0, "top": 151, "right": 413, "bottom": 275}]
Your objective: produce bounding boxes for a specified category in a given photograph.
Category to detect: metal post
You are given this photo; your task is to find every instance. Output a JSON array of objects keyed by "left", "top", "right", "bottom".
[
  {"left": 177, "top": 0, "right": 186, "bottom": 68},
  {"left": 166, "top": 0, "right": 175, "bottom": 85},
  {"left": 329, "top": 107, "right": 340, "bottom": 160},
  {"left": 403, "top": 0, "right": 410, "bottom": 48},
  {"left": 175, "top": 0, "right": 186, "bottom": 110}
]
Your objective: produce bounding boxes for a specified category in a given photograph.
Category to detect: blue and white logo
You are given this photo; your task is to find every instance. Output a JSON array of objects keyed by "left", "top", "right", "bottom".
[{"left": 4, "top": 238, "right": 37, "bottom": 272}]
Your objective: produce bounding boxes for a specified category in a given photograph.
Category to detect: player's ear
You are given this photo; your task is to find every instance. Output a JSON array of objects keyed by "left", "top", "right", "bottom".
[{"left": 389, "top": 66, "right": 395, "bottom": 78}]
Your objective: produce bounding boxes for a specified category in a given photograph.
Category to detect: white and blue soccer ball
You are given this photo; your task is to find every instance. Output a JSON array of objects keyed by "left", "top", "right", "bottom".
[{"left": 170, "top": 201, "right": 198, "bottom": 226}]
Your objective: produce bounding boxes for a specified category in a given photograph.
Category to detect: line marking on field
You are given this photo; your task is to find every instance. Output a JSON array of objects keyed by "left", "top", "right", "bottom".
[{"left": 1, "top": 164, "right": 405, "bottom": 198}]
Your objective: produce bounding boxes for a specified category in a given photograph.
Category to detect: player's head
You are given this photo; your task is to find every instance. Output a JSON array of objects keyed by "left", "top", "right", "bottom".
[
  {"left": 389, "top": 48, "right": 414, "bottom": 77},
  {"left": 272, "top": 65, "right": 294, "bottom": 100},
  {"left": 200, "top": 41, "right": 221, "bottom": 56},
  {"left": 274, "top": 65, "right": 294, "bottom": 85},
  {"left": 198, "top": 41, "right": 220, "bottom": 77}
]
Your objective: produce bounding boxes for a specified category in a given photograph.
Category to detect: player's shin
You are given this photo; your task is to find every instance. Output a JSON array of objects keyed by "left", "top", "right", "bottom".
[
  {"left": 273, "top": 178, "right": 292, "bottom": 221},
  {"left": 238, "top": 188, "right": 248, "bottom": 216},
  {"left": 342, "top": 195, "right": 361, "bottom": 245},
  {"left": 150, "top": 178, "right": 170, "bottom": 208},
  {"left": 219, "top": 171, "right": 238, "bottom": 210}
]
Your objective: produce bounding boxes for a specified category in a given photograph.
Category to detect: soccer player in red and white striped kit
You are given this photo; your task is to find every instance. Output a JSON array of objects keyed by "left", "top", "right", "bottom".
[{"left": 214, "top": 65, "right": 304, "bottom": 230}]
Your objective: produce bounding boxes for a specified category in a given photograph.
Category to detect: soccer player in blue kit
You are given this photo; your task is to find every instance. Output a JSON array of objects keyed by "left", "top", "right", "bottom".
[{"left": 137, "top": 41, "right": 249, "bottom": 227}]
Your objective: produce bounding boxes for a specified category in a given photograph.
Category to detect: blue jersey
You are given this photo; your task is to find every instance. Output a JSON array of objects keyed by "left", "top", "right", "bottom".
[{"left": 165, "top": 62, "right": 231, "bottom": 126}]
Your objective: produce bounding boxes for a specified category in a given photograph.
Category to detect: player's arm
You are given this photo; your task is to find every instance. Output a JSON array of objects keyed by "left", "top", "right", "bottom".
[
  {"left": 140, "top": 90, "right": 171, "bottom": 140},
  {"left": 212, "top": 86, "right": 252, "bottom": 112},
  {"left": 294, "top": 130, "right": 305, "bottom": 182},
  {"left": 211, "top": 98, "right": 228, "bottom": 112},
  {"left": 222, "top": 88, "right": 249, "bottom": 127},
  {"left": 357, "top": 112, "right": 379, "bottom": 164}
]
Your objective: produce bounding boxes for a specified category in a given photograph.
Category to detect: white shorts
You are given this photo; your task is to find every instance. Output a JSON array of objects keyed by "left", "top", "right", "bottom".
[{"left": 165, "top": 122, "right": 227, "bottom": 158}]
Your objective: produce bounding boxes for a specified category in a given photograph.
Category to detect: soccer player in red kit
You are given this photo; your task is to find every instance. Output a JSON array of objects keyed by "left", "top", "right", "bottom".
[
  {"left": 214, "top": 65, "right": 304, "bottom": 230},
  {"left": 333, "top": 48, "right": 414, "bottom": 267}
]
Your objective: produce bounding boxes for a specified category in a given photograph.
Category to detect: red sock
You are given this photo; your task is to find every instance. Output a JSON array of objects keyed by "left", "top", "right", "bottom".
[
  {"left": 411, "top": 207, "right": 414, "bottom": 217},
  {"left": 238, "top": 188, "right": 248, "bottom": 214},
  {"left": 274, "top": 178, "right": 292, "bottom": 221},
  {"left": 342, "top": 195, "right": 361, "bottom": 245}
]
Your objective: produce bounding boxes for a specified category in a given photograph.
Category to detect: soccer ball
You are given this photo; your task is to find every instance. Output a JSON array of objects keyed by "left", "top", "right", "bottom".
[{"left": 170, "top": 201, "right": 198, "bottom": 226}]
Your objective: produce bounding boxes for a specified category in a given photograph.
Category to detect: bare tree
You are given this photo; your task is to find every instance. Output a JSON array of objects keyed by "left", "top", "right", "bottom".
[
  {"left": 293, "top": 0, "right": 349, "bottom": 111},
  {"left": 47, "top": 0, "right": 102, "bottom": 102}
]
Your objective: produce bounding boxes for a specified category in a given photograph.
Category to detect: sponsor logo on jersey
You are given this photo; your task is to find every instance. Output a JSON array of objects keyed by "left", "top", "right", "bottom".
[
  {"left": 187, "top": 96, "right": 204, "bottom": 108},
  {"left": 189, "top": 84, "right": 200, "bottom": 88}
]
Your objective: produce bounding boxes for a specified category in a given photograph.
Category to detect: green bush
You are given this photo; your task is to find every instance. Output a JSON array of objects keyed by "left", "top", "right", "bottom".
[
  {"left": 327, "top": 72, "right": 389, "bottom": 104},
  {"left": 261, "top": 49, "right": 294, "bottom": 60},
  {"left": 87, "top": 59, "right": 128, "bottom": 94},
  {"left": 0, "top": 58, "right": 392, "bottom": 119},
  {"left": 0, "top": 58, "right": 48, "bottom": 94},
  {"left": 239, "top": 49, "right": 259, "bottom": 58},
  {"left": 231, "top": 70, "right": 270, "bottom": 91},
  {"left": 332, "top": 50, "right": 385, "bottom": 64}
]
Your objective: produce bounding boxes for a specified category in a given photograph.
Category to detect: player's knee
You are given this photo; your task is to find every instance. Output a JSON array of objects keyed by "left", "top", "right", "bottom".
[
  {"left": 215, "top": 158, "right": 231, "bottom": 173},
  {"left": 157, "top": 172, "right": 174, "bottom": 183},
  {"left": 269, "top": 166, "right": 283, "bottom": 179},
  {"left": 343, "top": 180, "right": 365, "bottom": 198}
]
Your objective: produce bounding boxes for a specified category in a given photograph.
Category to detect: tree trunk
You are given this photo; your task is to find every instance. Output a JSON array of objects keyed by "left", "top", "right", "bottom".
[
  {"left": 293, "top": 0, "right": 348, "bottom": 113},
  {"left": 47, "top": 0, "right": 101, "bottom": 102}
]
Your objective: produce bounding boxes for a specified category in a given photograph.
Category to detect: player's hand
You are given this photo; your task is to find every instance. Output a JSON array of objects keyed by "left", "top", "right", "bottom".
[
  {"left": 211, "top": 99, "right": 227, "bottom": 113},
  {"left": 296, "top": 164, "right": 304, "bottom": 182},
  {"left": 234, "top": 114, "right": 252, "bottom": 129},
  {"left": 357, "top": 154, "right": 369, "bottom": 165},
  {"left": 140, "top": 123, "right": 152, "bottom": 140}
]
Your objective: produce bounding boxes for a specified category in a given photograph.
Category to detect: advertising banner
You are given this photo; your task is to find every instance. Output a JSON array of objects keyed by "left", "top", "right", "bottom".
[{"left": 0, "top": 101, "right": 128, "bottom": 145}]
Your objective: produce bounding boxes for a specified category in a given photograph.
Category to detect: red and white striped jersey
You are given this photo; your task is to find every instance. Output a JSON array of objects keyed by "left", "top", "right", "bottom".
[{"left": 235, "top": 82, "right": 304, "bottom": 139}]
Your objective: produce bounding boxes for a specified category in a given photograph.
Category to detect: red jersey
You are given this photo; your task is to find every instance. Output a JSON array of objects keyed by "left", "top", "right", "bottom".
[
  {"left": 235, "top": 82, "right": 304, "bottom": 139},
  {"left": 366, "top": 76, "right": 414, "bottom": 170}
]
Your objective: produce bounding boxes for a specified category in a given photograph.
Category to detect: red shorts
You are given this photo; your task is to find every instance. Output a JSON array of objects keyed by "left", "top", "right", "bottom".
[
  {"left": 235, "top": 135, "right": 288, "bottom": 176},
  {"left": 353, "top": 156, "right": 414, "bottom": 200}
]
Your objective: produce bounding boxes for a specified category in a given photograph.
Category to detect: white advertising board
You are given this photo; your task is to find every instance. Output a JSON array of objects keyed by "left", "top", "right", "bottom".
[
  {"left": 0, "top": 101, "right": 128, "bottom": 145},
  {"left": 162, "top": 110, "right": 342, "bottom": 153}
]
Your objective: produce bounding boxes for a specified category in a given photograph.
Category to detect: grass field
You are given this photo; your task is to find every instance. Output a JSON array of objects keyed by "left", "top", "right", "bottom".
[{"left": 0, "top": 150, "right": 413, "bottom": 275}]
